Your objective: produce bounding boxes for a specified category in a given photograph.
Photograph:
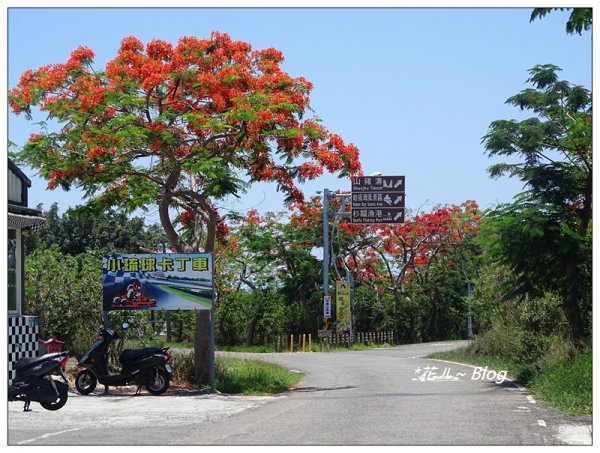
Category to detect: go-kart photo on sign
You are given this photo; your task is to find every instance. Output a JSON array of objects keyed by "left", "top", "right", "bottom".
[{"left": 102, "top": 253, "right": 214, "bottom": 311}]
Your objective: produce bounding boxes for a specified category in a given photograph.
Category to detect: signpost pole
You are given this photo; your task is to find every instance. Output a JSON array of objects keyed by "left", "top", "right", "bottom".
[
  {"left": 347, "top": 268, "right": 353, "bottom": 346},
  {"left": 322, "top": 188, "right": 330, "bottom": 329},
  {"left": 209, "top": 254, "right": 216, "bottom": 392},
  {"left": 210, "top": 306, "right": 216, "bottom": 392}
]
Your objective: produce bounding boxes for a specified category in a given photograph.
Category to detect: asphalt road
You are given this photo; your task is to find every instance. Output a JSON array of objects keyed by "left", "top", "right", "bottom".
[{"left": 6, "top": 341, "right": 592, "bottom": 446}]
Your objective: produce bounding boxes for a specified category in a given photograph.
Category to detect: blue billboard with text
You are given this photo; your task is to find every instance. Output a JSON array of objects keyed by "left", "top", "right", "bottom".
[{"left": 102, "top": 253, "right": 213, "bottom": 311}]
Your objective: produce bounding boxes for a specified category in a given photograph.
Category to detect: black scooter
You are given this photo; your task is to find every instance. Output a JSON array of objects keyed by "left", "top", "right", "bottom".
[
  {"left": 75, "top": 320, "right": 172, "bottom": 396},
  {"left": 8, "top": 351, "right": 70, "bottom": 411}
]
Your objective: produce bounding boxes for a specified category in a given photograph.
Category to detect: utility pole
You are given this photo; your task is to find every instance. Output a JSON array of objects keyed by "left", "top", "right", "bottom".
[{"left": 322, "top": 188, "right": 330, "bottom": 314}]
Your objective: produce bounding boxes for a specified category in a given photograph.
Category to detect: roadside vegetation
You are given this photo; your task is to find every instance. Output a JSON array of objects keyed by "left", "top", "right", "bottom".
[
  {"left": 427, "top": 262, "right": 591, "bottom": 415},
  {"left": 215, "top": 357, "right": 304, "bottom": 395},
  {"left": 170, "top": 353, "right": 303, "bottom": 395},
  {"left": 429, "top": 346, "right": 592, "bottom": 415}
]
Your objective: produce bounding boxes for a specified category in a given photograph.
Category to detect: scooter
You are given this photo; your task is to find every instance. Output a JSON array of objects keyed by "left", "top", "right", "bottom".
[
  {"left": 75, "top": 320, "right": 172, "bottom": 396},
  {"left": 8, "top": 351, "right": 70, "bottom": 411}
]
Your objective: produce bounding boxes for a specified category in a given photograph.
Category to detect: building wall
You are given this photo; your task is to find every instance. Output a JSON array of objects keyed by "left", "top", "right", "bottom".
[
  {"left": 7, "top": 160, "right": 40, "bottom": 384},
  {"left": 8, "top": 315, "right": 40, "bottom": 384},
  {"left": 8, "top": 168, "right": 23, "bottom": 204}
]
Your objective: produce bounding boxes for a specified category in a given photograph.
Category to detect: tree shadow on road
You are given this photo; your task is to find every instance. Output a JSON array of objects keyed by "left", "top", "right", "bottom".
[{"left": 288, "top": 385, "right": 356, "bottom": 393}]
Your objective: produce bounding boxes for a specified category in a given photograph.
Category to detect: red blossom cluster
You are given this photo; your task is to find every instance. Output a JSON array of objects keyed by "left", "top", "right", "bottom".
[
  {"left": 10, "top": 33, "right": 362, "bottom": 189},
  {"left": 176, "top": 211, "right": 195, "bottom": 229},
  {"left": 175, "top": 209, "right": 231, "bottom": 248},
  {"left": 245, "top": 209, "right": 263, "bottom": 226},
  {"left": 9, "top": 32, "right": 365, "bottom": 253}
]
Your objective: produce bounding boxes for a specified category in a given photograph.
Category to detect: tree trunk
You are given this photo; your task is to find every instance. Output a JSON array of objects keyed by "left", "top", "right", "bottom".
[
  {"left": 194, "top": 310, "right": 211, "bottom": 386},
  {"left": 562, "top": 300, "right": 584, "bottom": 344},
  {"left": 218, "top": 313, "right": 228, "bottom": 346},
  {"left": 429, "top": 290, "right": 439, "bottom": 341},
  {"left": 563, "top": 260, "right": 585, "bottom": 344},
  {"left": 246, "top": 315, "right": 258, "bottom": 346},
  {"left": 177, "top": 320, "right": 183, "bottom": 343}
]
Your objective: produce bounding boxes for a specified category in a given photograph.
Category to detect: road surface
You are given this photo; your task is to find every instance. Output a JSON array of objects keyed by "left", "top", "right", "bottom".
[{"left": 6, "top": 341, "right": 591, "bottom": 445}]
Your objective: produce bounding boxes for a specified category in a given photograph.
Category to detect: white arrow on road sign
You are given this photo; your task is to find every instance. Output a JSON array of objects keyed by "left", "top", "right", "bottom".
[
  {"left": 394, "top": 179, "right": 403, "bottom": 188},
  {"left": 394, "top": 195, "right": 403, "bottom": 205},
  {"left": 393, "top": 212, "right": 403, "bottom": 221}
]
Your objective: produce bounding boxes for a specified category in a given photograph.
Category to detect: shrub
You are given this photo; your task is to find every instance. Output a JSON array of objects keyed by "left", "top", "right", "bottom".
[
  {"left": 24, "top": 247, "right": 103, "bottom": 356},
  {"left": 170, "top": 352, "right": 196, "bottom": 386}
]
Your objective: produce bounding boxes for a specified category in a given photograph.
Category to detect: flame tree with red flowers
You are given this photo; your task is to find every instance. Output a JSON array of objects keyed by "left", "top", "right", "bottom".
[
  {"left": 9, "top": 32, "right": 362, "bottom": 385},
  {"left": 338, "top": 202, "right": 481, "bottom": 341},
  {"left": 285, "top": 195, "right": 481, "bottom": 341}
]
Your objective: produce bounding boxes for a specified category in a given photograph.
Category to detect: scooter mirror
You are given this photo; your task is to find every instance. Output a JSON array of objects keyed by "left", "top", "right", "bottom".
[{"left": 122, "top": 322, "right": 129, "bottom": 329}]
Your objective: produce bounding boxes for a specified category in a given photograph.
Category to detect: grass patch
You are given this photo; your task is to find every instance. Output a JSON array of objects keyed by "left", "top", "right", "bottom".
[
  {"left": 216, "top": 357, "right": 304, "bottom": 395},
  {"left": 427, "top": 347, "right": 592, "bottom": 415},
  {"left": 528, "top": 350, "right": 592, "bottom": 414},
  {"left": 170, "top": 353, "right": 304, "bottom": 395}
]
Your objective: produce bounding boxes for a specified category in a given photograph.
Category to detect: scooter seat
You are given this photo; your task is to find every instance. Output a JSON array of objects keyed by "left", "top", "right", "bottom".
[
  {"left": 15, "top": 352, "right": 63, "bottom": 371},
  {"left": 119, "top": 347, "right": 163, "bottom": 365}
]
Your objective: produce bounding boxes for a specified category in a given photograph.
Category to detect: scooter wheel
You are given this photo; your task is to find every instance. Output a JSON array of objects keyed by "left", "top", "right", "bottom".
[
  {"left": 40, "top": 381, "right": 68, "bottom": 411},
  {"left": 146, "top": 369, "right": 170, "bottom": 395},
  {"left": 75, "top": 370, "right": 97, "bottom": 395}
]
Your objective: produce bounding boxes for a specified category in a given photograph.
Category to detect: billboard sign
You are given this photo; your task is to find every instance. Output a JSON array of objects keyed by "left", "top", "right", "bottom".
[{"left": 102, "top": 253, "right": 213, "bottom": 311}]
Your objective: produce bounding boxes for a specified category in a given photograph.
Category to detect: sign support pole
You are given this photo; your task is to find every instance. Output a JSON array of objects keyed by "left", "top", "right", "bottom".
[
  {"left": 346, "top": 268, "right": 354, "bottom": 346},
  {"left": 210, "top": 258, "right": 216, "bottom": 393},
  {"left": 322, "top": 188, "right": 330, "bottom": 330},
  {"left": 210, "top": 306, "right": 216, "bottom": 393}
]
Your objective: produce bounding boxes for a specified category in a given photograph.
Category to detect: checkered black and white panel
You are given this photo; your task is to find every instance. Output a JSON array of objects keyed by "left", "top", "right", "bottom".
[
  {"left": 7, "top": 213, "right": 46, "bottom": 232},
  {"left": 8, "top": 316, "right": 40, "bottom": 384},
  {"left": 102, "top": 270, "right": 146, "bottom": 285}
]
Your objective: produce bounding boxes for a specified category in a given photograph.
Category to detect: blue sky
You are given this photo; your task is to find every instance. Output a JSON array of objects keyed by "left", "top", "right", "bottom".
[{"left": 5, "top": 6, "right": 593, "bottom": 222}]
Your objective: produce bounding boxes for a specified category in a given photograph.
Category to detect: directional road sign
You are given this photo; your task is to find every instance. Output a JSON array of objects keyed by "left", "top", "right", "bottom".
[
  {"left": 351, "top": 208, "right": 405, "bottom": 224},
  {"left": 351, "top": 176, "right": 405, "bottom": 224},
  {"left": 351, "top": 176, "right": 405, "bottom": 193},
  {"left": 351, "top": 193, "right": 405, "bottom": 208}
]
